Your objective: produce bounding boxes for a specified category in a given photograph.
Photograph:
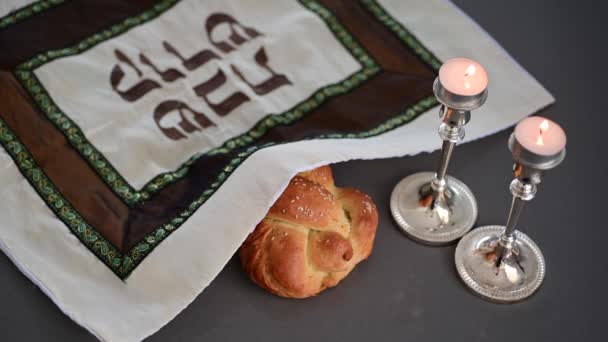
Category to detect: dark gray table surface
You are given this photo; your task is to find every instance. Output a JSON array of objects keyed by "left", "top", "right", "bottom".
[{"left": 1, "top": 0, "right": 605, "bottom": 341}]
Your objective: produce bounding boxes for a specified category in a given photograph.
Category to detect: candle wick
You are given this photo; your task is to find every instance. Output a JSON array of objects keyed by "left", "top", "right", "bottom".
[{"left": 536, "top": 130, "right": 544, "bottom": 146}]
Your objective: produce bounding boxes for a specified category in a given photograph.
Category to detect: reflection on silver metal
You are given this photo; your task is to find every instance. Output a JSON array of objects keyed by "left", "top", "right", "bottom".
[
  {"left": 455, "top": 129, "right": 565, "bottom": 303},
  {"left": 389, "top": 75, "right": 486, "bottom": 245},
  {"left": 433, "top": 78, "right": 488, "bottom": 111},
  {"left": 454, "top": 172, "right": 545, "bottom": 303},
  {"left": 390, "top": 172, "right": 477, "bottom": 245},
  {"left": 454, "top": 225, "right": 545, "bottom": 303}
]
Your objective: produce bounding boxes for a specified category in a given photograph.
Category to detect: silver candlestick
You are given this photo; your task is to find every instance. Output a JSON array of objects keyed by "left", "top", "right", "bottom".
[
  {"left": 391, "top": 60, "right": 488, "bottom": 245},
  {"left": 455, "top": 118, "right": 566, "bottom": 302}
]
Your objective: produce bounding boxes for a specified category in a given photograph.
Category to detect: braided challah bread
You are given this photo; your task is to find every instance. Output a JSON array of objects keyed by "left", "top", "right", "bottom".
[{"left": 239, "top": 165, "right": 378, "bottom": 298}]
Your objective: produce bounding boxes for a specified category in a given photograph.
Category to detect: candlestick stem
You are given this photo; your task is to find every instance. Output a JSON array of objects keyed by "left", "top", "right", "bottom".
[
  {"left": 430, "top": 107, "right": 468, "bottom": 193},
  {"left": 504, "top": 194, "right": 525, "bottom": 238},
  {"left": 433, "top": 139, "right": 455, "bottom": 187},
  {"left": 494, "top": 194, "right": 524, "bottom": 266},
  {"left": 495, "top": 174, "right": 538, "bottom": 263}
]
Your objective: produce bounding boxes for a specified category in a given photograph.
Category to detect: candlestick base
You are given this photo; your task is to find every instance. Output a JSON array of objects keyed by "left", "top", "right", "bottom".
[
  {"left": 390, "top": 171, "right": 477, "bottom": 245},
  {"left": 455, "top": 225, "right": 545, "bottom": 303}
]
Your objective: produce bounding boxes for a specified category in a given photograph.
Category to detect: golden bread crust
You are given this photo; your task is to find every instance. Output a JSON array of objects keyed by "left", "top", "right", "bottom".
[{"left": 239, "top": 165, "right": 378, "bottom": 298}]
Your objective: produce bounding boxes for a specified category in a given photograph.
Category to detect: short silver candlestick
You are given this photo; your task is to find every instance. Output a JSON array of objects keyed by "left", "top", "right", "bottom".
[
  {"left": 391, "top": 74, "right": 488, "bottom": 245},
  {"left": 455, "top": 127, "right": 566, "bottom": 303}
]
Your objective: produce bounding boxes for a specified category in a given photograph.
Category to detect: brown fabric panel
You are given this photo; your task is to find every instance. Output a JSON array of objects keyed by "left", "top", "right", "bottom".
[
  {"left": 319, "top": 0, "right": 434, "bottom": 76},
  {"left": 0, "top": 0, "right": 437, "bottom": 253},
  {"left": 0, "top": 72, "right": 129, "bottom": 250},
  {"left": 257, "top": 71, "right": 434, "bottom": 142},
  {"left": 0, "top": 0, "right": 159, "bottom": 69}
]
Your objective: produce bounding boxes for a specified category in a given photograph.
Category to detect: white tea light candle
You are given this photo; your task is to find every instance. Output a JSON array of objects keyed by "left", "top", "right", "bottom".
[
  {"left": 514, "top": 116, "right": 566, "bottom": 156},
  {"left": 439, "top": 58, "right": 488, "bottom": 96}
]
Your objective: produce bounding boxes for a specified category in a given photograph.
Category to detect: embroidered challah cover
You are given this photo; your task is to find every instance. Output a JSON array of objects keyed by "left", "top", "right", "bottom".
[{"left": 0, "top": 0, "right": 552, "bottom": 340}]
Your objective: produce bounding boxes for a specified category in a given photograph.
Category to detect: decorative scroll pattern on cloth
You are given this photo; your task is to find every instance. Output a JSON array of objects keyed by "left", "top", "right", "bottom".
[{"left": 3, "top": 0, "right": 439, "bottom": 278}]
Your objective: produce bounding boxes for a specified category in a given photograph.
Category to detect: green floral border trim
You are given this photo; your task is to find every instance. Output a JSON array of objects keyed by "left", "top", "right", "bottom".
[
  {"left": 14, "top": 0, "right": 380, "bottom": 206},
  {"left": 0, "top": 0, "right": 65, "bottom": 29},
  {"left": 3, "top": 0, "right": 442, "bottom": 278},
  {"left": 0, "top": 118, "right": 125, "bottom": 276}
]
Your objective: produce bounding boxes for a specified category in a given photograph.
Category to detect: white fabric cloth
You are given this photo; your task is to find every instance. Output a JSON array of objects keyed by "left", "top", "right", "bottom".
[
  {"left": 0, "top": 0, "right": 553, "bottom": 341},
  {"left": 0, "top": 0, "right": 37, "bottom": 18}
]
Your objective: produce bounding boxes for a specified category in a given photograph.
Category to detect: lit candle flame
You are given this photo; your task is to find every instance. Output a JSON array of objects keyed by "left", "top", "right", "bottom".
[
  {"left": 464, "top": 64, "right": 476, "bottom": 77},
  {"left": 535, "top": 119, "right": 550, "bottom": 146},
  {"left": 536, "top": 135, "right": 544, "bottom": 146},
  {"left": 463, "top": 64, "right": 476, "bottom": 90},
  {"left": 539, "top": 119, "right": 549, "bottom": 132}
]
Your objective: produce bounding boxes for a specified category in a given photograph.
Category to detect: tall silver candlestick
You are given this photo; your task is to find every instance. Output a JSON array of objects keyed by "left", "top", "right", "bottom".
[
  {"left": 391, "top": 58, "right": 488, "bottom": 245},
  {"left": 455, "top": 116, "right": 566, "bottom": 303}
]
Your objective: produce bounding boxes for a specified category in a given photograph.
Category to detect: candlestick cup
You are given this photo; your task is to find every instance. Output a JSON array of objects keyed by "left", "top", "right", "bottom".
[
  {"left": 455, "top": 117, "right": 566, "bottom": 302},
  {"left": 391, "top": 58, "right": 488, "bottom": 245}
]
